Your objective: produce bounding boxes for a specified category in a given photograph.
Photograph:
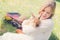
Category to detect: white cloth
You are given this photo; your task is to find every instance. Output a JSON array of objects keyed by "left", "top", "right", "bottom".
[
  {"left": 0, "top": 32, "right": 33, "bottom": 40},
  {"left": 22, "top": 19, "right": 54, "bottom": 40}
]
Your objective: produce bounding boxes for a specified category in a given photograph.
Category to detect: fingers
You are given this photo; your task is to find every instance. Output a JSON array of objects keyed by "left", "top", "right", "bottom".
[{"left": 16, "top": 29, "right": 24, "bottom": 34}]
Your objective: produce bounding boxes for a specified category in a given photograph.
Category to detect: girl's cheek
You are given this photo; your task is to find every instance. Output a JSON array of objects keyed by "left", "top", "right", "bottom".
[{"left": 46, "top": 14, "right": 51, "bottom": 18}]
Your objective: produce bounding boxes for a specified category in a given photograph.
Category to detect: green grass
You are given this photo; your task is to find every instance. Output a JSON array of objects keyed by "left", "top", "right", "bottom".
[{"left": 0, "top": 0, "right": 60, "bottom": 40}]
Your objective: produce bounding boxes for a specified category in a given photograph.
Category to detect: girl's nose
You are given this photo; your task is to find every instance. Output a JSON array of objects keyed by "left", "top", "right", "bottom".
[{"left": 43, "top": 12, "right": 47, "bottom": 15}]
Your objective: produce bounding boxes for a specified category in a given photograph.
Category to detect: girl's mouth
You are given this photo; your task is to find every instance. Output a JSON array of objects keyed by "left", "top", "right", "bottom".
[{"left": 43, "top": 16, "right": 46, "bottom": 18}]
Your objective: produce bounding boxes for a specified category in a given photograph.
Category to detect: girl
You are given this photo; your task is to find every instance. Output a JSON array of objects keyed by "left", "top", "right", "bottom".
[{"left": 22, "top": 2, "right": 56, "bottom": 40}]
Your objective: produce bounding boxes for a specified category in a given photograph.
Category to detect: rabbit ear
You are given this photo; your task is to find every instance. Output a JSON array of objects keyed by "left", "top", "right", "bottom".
[{"left": 32, "top": 13, "right": 35, "bottom": 18}]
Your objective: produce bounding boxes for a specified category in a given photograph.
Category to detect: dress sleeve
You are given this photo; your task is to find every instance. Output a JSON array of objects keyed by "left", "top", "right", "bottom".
[{"left": 36, "top": 19, "right": 54, "bottom": 33}]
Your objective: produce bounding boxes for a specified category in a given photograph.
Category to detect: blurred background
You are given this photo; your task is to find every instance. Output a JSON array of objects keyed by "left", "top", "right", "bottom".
[{"left": 0, "top": 0, "right": 60, "bottom": 40}]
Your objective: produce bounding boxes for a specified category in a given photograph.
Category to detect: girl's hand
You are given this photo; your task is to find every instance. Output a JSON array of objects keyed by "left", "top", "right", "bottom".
[{"left": 16, "top": 29, "right": 24, "bottom": 34}]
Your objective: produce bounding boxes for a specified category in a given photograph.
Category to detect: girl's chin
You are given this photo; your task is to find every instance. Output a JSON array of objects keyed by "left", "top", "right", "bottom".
[
  {"left": 40, "top": 16, "right": 48, "bottom": 20},
  {"left": 41, "top": 17, "right": 47, "bottom": 20}
]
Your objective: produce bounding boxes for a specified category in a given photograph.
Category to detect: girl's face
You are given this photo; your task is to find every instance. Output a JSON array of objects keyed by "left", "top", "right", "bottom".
[{"left": 40, "top": 6, "right": 52, "bottom": 20}]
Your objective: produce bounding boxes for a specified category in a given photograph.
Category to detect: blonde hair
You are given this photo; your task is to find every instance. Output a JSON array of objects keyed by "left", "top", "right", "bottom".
[
  {"left": 39, "top": 2, "right": 56, "bottom": 19},
  {"left": 47, "top": 2, "right": 56, "bottom": 18}
]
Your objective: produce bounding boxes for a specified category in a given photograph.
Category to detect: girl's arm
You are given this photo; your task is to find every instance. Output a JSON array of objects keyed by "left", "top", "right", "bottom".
[{"left": 37, "top": 19, "right": 54, "bottom": 33}]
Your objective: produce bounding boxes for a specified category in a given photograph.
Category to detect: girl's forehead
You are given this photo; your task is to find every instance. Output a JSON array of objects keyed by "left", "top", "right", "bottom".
[
  {"left": 45, "top": 6, "right": 52, "bottom": 10},
  {"left": 45, "top": 7, "right": 52, "bottom": 12}
]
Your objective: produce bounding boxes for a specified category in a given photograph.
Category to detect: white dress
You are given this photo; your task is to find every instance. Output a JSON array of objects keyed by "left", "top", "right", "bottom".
[
  {"left": 0, "top": 32, "right": 33, "bottom": 40},
  {"left": 22, "top": 19, "right": 54, "bottom": 40}
]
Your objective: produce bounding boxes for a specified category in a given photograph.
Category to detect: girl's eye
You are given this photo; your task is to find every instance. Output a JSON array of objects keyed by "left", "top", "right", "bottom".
[{"left": 47, "top": 12, "right": 50, "bottom": 14}]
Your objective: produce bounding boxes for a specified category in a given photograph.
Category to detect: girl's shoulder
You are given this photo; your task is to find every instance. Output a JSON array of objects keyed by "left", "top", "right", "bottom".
[
  {"left": 41, "top": 19, "right": 53, "bottom": 23},
  {"left": 40, "top": 19, "right": 54, "bottom": 26}
]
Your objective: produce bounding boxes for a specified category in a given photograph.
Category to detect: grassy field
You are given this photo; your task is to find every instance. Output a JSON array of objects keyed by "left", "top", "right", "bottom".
[{"left": 0, "top": 0, "right": 60, "bottom": 40}]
